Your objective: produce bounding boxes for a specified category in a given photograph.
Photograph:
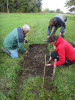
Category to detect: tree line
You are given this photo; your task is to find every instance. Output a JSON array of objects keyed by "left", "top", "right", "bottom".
[
  {"left": 0, "top": 0, "right": 42, "bottom": 13},
  {"left": 0, "top": 0, "right": 74, "bottom": 13},
  {"left": 65, "top": 0, "right": 75, "bottom": 12},
  {"left": 43, "top": 8, "right": 64, "bottom": 13}
]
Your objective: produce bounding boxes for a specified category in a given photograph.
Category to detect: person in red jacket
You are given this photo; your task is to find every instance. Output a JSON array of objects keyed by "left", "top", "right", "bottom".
[{"left": 45, "top": 35, "right": 75, "bottom": 67}]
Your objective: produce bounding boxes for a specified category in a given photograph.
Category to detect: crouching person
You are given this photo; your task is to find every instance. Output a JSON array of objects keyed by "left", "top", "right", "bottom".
[
  {"left": 47, "top": 14, "right": 67, "bottom": 38},
  {"left": 45, "top": 35, "right": 75, "bottom": 67},
  {"left": 1, "top": 24, "right": 30, "bottom": 58}
]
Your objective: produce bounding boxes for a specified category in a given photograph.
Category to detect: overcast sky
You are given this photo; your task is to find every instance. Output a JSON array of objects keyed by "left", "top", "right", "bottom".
[{"left": 42, "top": 0, "right": 68, "bottom": 13}]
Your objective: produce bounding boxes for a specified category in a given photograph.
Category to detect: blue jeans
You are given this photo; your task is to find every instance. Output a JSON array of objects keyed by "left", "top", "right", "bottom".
[{"left": 8, "top": 48, "right": 18, "bottom": 58}]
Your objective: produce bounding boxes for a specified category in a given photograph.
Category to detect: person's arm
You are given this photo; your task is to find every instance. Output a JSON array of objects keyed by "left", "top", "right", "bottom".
[
  {"left": 47, "top": 25, "right": 52, "bottom": 38},
  {"left": 48, "top": 56, "right": 52, "bottom": 62},
  {"left": 17, "top": 27, "right": 28, "bottom": 53},
  {"left": 24, "top": 38, "right": 28, "bottom": 43},
  {"left": 45, "top": 63, "right": 52, "bottom": 67},
  {"left": 52, "top": 47, "right": 65, "bottom": 67},
  {"left": 45, "top": 56, "right": 52, "bottom": 67},
  {"left": 18, "top": 42, "right": 26, "bottom": 52}
]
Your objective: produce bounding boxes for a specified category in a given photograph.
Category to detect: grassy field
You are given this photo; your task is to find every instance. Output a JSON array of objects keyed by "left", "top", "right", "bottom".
[{"left": 0, "top": 13, "right": 75, "bottom": 100}]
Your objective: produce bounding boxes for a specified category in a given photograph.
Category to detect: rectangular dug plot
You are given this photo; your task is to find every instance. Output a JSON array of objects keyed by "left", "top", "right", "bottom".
[{"left": 23, "top": 44, "right": 53, "bottom": 77}]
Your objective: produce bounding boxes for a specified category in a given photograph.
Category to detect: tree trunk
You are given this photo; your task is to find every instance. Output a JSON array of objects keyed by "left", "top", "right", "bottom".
[{"left": 7, "top": 0, "right": 9, "bottom": 13}]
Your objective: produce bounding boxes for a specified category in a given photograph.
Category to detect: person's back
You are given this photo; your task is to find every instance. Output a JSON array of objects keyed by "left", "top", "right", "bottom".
[
  {"left": 55, "top": 37, "right": 75, "bottom": 62},
  {"left": 4, "top": 28, "right": 18, "bottom": 50},
  {"left": 63, "top": 40, "right": 75, "bottom": 61},
  {"left": 55, "top": 14, "right": 67, "bottom": 22}
]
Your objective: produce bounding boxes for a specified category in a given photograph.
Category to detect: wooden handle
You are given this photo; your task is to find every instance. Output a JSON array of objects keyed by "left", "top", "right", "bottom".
[{"left": 52, "top": 59, "right": 57, "bottom": 81}]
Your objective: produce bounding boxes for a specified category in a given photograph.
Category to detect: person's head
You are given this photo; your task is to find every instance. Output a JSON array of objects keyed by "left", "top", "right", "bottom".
[
  {"left": 22, "top": 24, "right": 30, "bottom": 34},
  {"left": 48, "top": 35, "right": 59, "bottom": 45},
  {"left": 49, "top": 18, "right": 56, "bottom": 27}
]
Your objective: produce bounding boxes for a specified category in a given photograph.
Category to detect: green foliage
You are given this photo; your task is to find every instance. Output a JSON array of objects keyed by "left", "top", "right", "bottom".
[
  {"left": 65, "top": 0, "right": 75, "bottom": 12},
  {"left": 19, "top": 76, "right": 52, "bottom": 100},
  {"left": 42, "top": 9, "right": 63, "bottom": 13},
  {"left": 43, "top": 8, "right": 50, "bottom": 13},
  {"left": 55, "top": 65, "right": 75, "bottom": 99},
  {"left": 49, "top": 10, "right": 56, "bottom": 13},
  {"left": 56, "top": 9, "right": 63, "bottom": 13},
  {"left": 0, "top": 92, "right": 6, "bottom": 100},
  {"left": 0, "top": 0, "right": 42, "bottom": 13},
  {"left": 19, "top": 76, "right": 42, "bottom": 100}
]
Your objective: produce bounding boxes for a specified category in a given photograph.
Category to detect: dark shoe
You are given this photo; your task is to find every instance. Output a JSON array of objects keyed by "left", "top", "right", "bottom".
[
  {"left": 1, "top": 47, "right": 11, "bottom": 56},
  {"left": 1, "top": 47, "right": 4, "bottom": 53}
]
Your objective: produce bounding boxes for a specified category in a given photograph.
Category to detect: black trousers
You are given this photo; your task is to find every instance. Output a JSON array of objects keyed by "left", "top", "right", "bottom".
[{"left": 51, "top": 51, "right": 75, "bottom": 65}]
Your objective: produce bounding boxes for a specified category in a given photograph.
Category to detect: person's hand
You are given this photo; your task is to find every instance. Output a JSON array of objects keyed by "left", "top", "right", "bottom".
[
  {"left": 45, "top": 64, "right": 52, "bottom": 67},
  {"left": 25, "top": 51, "right": 28, "bottom": 54},
  {"left": 53, "top": 46, "right": 56, "bottom": 49},
  {"left": 47, "top": 36, "right": 50, "bottom": 39},
  {"left": 24, "top": 38, "right": 28, "bottom": 43},
  {"left": 48, "top": 56, "right": 52, "bottom": 62},
  {"left": 25, "top": 39, "right": 28, "bottom": 43},
  {"left": 59, "top": 32, "right": 61, "bottom": 36}
]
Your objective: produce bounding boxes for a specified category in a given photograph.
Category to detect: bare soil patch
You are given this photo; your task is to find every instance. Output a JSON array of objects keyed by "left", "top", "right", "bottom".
[{"left": 20, "top": 43, "right": 53, "bottom": 79}]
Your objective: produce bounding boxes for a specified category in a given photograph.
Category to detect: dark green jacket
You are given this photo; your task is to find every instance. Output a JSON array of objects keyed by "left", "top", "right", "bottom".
[{"left": 4, "top": 27, "right": 26, "bottom": 52}]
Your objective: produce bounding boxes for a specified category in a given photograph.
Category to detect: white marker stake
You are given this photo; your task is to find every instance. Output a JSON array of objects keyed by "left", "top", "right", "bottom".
[{"left": 52, "top": 59, "right": 57, "bottom": 81}]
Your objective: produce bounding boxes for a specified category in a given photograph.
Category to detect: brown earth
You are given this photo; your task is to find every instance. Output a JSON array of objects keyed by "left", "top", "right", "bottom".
[{"left": 20, "top": 43, "right": 53, "bottom": 80}]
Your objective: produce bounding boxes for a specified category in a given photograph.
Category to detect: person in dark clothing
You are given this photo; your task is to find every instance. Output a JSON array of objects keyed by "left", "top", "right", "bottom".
[
  {"left": 1, "top": 24, "right": 30, "bottom": 58},
  {"left": 45, "top": 35, "right": 75, "bottom": 67},
  {"left": 47, "top": 14, "right": 67, "bottom": 38}
]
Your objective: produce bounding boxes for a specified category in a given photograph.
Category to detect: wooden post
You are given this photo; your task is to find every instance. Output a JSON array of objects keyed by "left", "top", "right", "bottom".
[
  {"left": 52, "top": 59, "right": 57, "bottom": 81},
  {"left": 42, "top": 54, "right": 46, "bottom": 88}
]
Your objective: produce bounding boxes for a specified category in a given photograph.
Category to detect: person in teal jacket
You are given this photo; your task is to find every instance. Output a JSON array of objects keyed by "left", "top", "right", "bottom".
[{"left": 1, "top": 24, "right": 30, "bottom": 58}]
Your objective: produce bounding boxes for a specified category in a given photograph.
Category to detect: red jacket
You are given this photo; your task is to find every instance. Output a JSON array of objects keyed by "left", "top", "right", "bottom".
[{"left": 52, "top": 37, "right": 75, "bottom": 67}]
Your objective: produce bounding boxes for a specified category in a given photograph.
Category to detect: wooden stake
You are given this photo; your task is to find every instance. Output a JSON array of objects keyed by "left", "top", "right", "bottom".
[
  {"left": 52, "top": 59, "right": 57, "bottom": 81},
  {"left": 42, "top": 54, "right": 46, "bottom": 88}
]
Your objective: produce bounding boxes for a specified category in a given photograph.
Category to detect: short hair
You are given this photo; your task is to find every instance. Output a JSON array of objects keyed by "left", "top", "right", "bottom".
[
  {"left": 48, "top": 35, "right": 59, "bottom": 43},
  {"left": 22, "top": 24, "right": 30, "bottom": 31},
  {"left": 49, "top": 18, "right": 56, "bottom": 26}
]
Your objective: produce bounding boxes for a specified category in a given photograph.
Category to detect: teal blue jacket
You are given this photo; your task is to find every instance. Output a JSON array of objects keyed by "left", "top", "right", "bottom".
[{"left": 4, "top": 27, "right": 26, "bottom": 52}]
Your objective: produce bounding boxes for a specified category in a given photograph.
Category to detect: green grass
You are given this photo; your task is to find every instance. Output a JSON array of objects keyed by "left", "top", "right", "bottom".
[
  {"left": 17, "top": 76, "right": 60, "bottom": 100},
  {"left": 0, "top": 13, "right": 75, "bottom": 100},
  {"left": 55, "top": 65, "right": 75, "bottom": 100}
]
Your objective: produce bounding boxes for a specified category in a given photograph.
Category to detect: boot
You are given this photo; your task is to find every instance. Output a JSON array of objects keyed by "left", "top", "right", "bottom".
[{"left": 1, "top": 47, "right": 11, "bottom": 56}]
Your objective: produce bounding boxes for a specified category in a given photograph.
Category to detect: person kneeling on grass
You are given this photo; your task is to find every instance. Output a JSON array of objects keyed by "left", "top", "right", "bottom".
[
  {"left": 45, "top": 35, "right": 75, "bottom": 67},
  {"left": 1, "top": 24, "right": 30, "bottom": 58}
]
